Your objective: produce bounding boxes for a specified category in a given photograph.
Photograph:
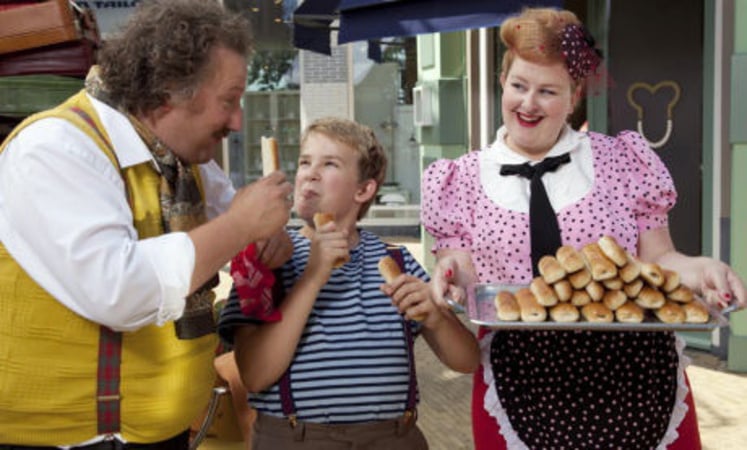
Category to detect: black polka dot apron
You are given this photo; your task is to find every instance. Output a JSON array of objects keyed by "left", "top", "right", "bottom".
[{"left": 490, "top": 330, "right": 678, "bottom": 449}]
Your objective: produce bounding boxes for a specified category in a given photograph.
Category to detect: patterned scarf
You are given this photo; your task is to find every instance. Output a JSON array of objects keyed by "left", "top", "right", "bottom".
[{"left": 85, "top": 67, "right": 218, "bottom": 339}]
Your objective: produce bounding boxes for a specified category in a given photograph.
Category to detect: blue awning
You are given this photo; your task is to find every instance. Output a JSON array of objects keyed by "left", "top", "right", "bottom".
[
  {"left": 292, "top": 0, "right": 341, "bottom": 55},
  {"left": 337, "top": 0, "right": 563, "bottom": 44},
  {"left": 293, "top": 0, "right": 564, "bottom": 54}
]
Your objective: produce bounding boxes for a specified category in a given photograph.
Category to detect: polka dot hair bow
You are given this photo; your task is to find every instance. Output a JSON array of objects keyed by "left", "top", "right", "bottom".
[{"left": 561, "top": 24, "right": 603, "bottom": 80}]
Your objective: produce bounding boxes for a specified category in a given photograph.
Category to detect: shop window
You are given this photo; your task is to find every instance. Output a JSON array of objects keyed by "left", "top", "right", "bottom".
[
  {"left": 224, "top": 0, "right": 300, "bottom": 187},
  {"left": 352, "top": 37, "right": 420, "bottom": 205}
]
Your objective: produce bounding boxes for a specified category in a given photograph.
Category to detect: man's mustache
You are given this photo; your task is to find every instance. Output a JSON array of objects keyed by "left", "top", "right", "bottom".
[{"left": 215, "top": 128, "right": 231, "bottom": 139}]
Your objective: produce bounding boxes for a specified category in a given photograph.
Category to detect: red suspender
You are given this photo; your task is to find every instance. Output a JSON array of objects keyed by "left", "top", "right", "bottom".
[
  {"left": 387, "top": 246, "right": 419, "bottom": 415},
  {"left": 96, "top": 327, "right": 122, "bottom": 433},
  {"left": 68, "top": 106, "right": 123, "bottom": 433}
]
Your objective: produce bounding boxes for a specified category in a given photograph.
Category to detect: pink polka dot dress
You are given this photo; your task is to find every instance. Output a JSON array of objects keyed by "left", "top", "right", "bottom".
[{"left": 422, "top": 128, "right": 696, "bottom": 449}]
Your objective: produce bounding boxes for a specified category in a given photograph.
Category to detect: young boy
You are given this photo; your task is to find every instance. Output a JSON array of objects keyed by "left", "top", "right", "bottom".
[{"left": 217, "top": 117, "right": 479, "bottom": 449}]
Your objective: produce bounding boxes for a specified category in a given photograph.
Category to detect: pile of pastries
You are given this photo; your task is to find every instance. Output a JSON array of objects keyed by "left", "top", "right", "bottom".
[{"left": 494, "top": 236, "right": 710, "bottom": 324}]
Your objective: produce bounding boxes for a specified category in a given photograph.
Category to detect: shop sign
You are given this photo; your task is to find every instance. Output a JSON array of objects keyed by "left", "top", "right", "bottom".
[
  {"left": 74, "top": 1, "right": 141, "bottom": 7},
  {"left": 73, "top": 1, "right": 141, "bottom": 36}
]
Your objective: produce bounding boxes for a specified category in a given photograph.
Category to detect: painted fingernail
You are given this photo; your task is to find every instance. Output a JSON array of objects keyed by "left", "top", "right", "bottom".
[
  {"left": 445, "top": 268, "right": 453, "bottom": 279},
  {"left": 722, "top": 292, "right": 732, "bottom": 300}
]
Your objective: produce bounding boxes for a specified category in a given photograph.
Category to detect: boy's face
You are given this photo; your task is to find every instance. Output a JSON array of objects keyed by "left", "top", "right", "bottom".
[{"left": 294, "top": 131, "right": 371, "bottom": 224}]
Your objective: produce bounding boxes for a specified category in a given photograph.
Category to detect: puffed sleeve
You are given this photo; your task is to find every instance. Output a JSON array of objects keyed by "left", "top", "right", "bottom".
[
  {"left": 421, "top": 157, "right": 474, "bottom": 251},
  {"left": 616, "top": 131, "right": 677, "bottom": 232}
]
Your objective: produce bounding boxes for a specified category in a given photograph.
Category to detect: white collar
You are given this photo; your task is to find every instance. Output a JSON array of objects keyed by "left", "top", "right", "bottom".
[
  {"left": 479, "top": 125, "right": 594, "bottom": 213},
  {"left": 87, "top": 93, "right": 159, "bottom": 171},
  {"left": 488, "top": 124, "right": 586, "bottom": 164}
]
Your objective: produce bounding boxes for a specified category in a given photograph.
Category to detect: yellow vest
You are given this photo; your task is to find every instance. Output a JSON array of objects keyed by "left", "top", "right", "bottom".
[{"left": 0, "top": 91, "right": 217, "bottom": 445}]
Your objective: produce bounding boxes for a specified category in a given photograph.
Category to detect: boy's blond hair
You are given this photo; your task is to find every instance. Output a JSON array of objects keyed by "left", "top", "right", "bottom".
[{"left": 300, "top": 117, "right": 387, "bottom": 219}]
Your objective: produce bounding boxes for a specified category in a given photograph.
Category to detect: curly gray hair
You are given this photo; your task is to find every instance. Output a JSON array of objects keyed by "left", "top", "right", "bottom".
[{"left": 98, "top": 0, "right": 253, "bottom": 115}]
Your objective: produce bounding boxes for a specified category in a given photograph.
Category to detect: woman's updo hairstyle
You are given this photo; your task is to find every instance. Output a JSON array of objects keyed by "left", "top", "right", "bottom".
[
  {"left": 500, "top": 8, "right": 581, "bottom": 75},
  {"left": 500, "top": 8, "right": 602, "bottom": 92}
]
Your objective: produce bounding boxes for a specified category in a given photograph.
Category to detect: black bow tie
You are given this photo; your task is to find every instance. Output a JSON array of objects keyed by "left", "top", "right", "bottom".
[
  {"left": 499, "top": 153, "right": 571, "bottom": 179},
  {"left": 500, "top": 153, "right": 571, "bottom": 276}
]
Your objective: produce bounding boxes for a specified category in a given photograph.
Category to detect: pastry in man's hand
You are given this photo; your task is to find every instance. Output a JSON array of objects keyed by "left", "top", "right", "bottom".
[{"left": 261, "top": 136, "right": 280, "bottom": 175}]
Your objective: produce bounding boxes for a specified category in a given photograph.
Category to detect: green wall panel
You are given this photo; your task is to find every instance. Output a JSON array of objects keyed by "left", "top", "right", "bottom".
[
  {"left": 730, "top": 55, "right": 747, "bottom": 143},
  {"left": 729, "top": 0, "right": 747, "bottom": 361},
  {"left": 730, "top": 145, "right": 747, "bottom": 311},
  {"left": 417, "top": 79, "right": 467, "bottom": 146},
  {"left": 736, "top": 0, "right": 747, "bottom": 52},
  {"left": 701, "top": 0, "right": 715, "bottom": 257},
  {"left": 728, "top": 334, "right": 747, "bottom": 371},
  {"left": 727, "top": 0, "right": 747, "bottom": 371},
  {"left": 440, "top": 32, "right": 466, "bottom": 78}
]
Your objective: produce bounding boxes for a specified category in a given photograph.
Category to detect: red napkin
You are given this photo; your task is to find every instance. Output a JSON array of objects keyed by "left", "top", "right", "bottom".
[{"left": 230, "top": 243, "right": 282, "bottom": 322}]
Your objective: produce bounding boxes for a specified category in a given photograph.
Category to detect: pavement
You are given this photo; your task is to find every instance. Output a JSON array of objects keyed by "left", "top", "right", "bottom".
[{"left": 201, "top": 237, "right": 747, "bottom": 450}]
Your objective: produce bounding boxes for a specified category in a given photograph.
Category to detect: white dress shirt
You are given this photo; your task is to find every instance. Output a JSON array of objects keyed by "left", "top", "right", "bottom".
[
  {"left": 0, "top": 94, "right": 235, "bottom": 332},
  {"left": 479, "top": 125, "right": 595, "bottom": 213}
]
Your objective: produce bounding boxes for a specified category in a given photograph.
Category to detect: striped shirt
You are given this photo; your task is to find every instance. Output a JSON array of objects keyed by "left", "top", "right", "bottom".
[{"left": 218, "top": 229, "right": 429, "bottom": 424}]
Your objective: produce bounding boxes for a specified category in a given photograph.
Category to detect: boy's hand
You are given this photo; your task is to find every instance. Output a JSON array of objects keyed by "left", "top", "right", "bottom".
[
  {"left": 313, "top": 213, "right": 350, "bottom": 268},
  {"left": 381, "top": 276, "right": 444, "bottom": 326},
  {"left": 306, "top": 221, "right": 348, "bottom": 280}
]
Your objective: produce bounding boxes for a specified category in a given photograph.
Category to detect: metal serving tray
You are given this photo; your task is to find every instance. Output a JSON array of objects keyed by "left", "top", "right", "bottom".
[{"left": 466, "top": 283, "right": 730, "bottom": 332}]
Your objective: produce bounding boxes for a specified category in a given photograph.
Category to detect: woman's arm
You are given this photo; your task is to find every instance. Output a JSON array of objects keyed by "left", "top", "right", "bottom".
[{"left": 638, "top": 227, "right": 746, "bottom": 308}]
